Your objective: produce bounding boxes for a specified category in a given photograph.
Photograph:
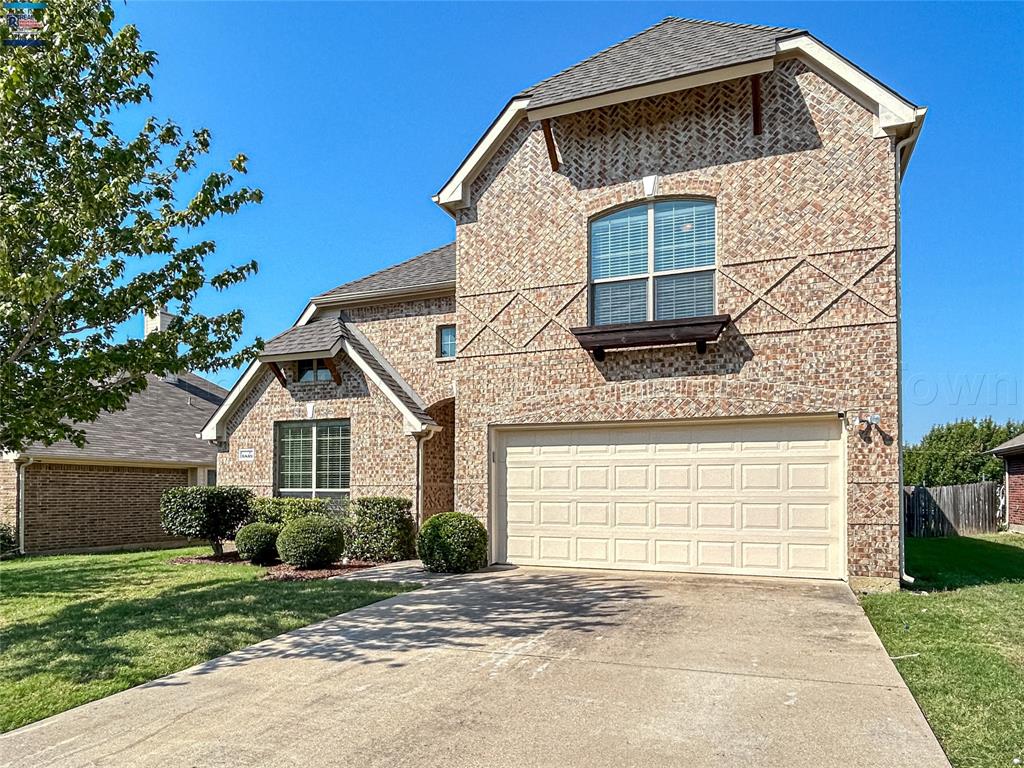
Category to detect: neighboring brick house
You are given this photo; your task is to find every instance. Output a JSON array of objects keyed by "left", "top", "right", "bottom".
[
  {"left": 1, "top": 312, "right": 226, "bottom": 554},
  {"left": 990, "top": 434, "right": 1024, "bottom": 533},
  {"left": 203, "top": 18, "right": 926, "bottom": 588}
]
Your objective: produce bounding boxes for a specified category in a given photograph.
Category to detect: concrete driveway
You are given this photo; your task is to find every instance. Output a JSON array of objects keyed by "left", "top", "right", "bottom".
[{"left": 1, "top": 568, "right": 948, "bottom": 768}]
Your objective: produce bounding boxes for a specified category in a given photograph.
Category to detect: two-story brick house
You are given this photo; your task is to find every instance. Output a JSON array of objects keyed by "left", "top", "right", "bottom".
[{"left": 202, "top": 18, "right": 926, "bottom": 589}]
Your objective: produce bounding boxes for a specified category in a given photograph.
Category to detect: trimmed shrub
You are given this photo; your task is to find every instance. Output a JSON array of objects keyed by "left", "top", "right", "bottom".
[
  {"left": 417, "top": 512, "right": 488, "bottom": 574},
  {"left": 0, "top": 522, "right": 17, "bottom": 557},
  {"left": 277, "top": 516, "right": 344, "bottom": 569},
  {"left": 235, "top": 522, "right": 280, "bottom": 565},
  {"left": 345, "top": 496, "right": 416, "bottom": 563},
  {"left": 250, "top": 497, "right": 334, "bottom": 527},
  {"left": 161, "top": 486, "right": 254, "bottom": 555}
]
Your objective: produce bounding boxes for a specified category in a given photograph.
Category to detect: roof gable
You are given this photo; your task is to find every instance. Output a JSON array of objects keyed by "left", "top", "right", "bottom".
[
  {"left": 435, "top": 17, "right": 925, "bottom": 213},
  {"left": 522, "top": 17, "right": 802, "bottom": 112}
]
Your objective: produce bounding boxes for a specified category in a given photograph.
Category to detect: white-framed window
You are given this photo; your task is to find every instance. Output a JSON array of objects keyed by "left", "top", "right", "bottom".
[
  {"left": 589, "top": 199, "right": 716, "bottom": 326},
  {"left": 437, "top": 324, "right": 456, "bottom": 358},
  {"left": 275, "top": 419, "right": 350, "bottom": 498},
  {"left": 296, "top": 359, "right": 333, "bottom": 383}
]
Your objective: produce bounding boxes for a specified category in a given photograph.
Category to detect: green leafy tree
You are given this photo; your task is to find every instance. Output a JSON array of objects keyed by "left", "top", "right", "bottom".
[
  {"left": 903, "top": 418, "right": 1024, "bottom": 487},
  {"left": 0, "top": 0, "right": 262, "bottom": 451}
]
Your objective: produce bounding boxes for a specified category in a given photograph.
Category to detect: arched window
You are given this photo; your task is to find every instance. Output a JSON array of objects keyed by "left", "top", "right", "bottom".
[{"left": 589, "top": 200, "right": 716, "bottom": 326}]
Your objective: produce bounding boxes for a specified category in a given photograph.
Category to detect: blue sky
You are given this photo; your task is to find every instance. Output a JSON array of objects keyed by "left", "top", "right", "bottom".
[{"left": 113, "top": 2, "right": 1023, "bottom": 442}]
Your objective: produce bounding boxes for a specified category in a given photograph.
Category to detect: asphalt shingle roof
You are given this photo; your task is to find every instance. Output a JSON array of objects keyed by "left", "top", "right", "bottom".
[
  {"left": 258, "top": 318, "right": 436, "bottom": 429},
  {"left": 262, "top": 317, "right": 346, "bottom": 358},
  {"left": 990, "top": 433, "right": 1024, "bottom": 457},
  {"left": 313, "top": 243, "right": 455, "bottom": 303},
  {"left": 520, "top": 17, "right": 803, "bottom": 111},
  {"left": 26, "top": 373, "right": 226, "bottom": 465}
]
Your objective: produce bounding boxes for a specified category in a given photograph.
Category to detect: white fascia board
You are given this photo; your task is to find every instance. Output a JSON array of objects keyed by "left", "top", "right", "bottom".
[
  {"left": 340, "top": 338, "right": 428, "bottom": 435},
  {"left": 312, "top": 281, "right": 456, "bottom": 309},
  {"left": 526, "top": 59, "right": 774, "bottom": 122},
  {"left": 200, "top": 302, "right": 318, "bottom": 441},
  {"left": 435, "top": 98, "right": 531, "bottom": 213},
  {"left": 775, "top": 35, "right": 919, "bottom": 136}
]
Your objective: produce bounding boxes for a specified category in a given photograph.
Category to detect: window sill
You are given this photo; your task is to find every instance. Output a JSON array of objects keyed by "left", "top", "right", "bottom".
[
  {"left": 570, "top": 314, "right": 731, "bottom": 359},
  {"left": 434, "top": 356, "right": 457, "bottom": 363}
]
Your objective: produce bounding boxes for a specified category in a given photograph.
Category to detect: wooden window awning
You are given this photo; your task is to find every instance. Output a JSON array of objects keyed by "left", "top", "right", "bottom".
[{"left": 571, "top": 314, "right": 731, "bottom": 360}]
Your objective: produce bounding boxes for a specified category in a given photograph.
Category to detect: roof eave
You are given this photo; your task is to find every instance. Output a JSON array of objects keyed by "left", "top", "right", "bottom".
[{"left": 525, "top": 57, "right": 775, "bottom": 121}]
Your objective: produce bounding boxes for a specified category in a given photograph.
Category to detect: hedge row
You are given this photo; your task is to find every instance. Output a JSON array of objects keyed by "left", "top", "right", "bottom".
[{"left": 161, "top": 487, "right": 487, "bottom": 573}]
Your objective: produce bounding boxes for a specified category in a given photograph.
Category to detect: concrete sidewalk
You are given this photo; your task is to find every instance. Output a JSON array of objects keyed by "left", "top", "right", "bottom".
[{"left": 0, "top": 568, "right": 949, "bottom": 768}]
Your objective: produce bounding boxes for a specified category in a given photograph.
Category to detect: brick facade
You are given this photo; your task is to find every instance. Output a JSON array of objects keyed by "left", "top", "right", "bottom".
[
  {"left": 219, "top": 60, "right": 905, "bottom": 580},
  {"left": 452, "top": 59, "right": 902, "bottom": 579},
  {"left": 20, "top": 462, "right": 190, "bottom": 554},
  {"left": 217, "top": 297, "right": 457, "bottom": 513},
  {"left": 1007, "top": 456, "right": 1024, "bottom": 532}
]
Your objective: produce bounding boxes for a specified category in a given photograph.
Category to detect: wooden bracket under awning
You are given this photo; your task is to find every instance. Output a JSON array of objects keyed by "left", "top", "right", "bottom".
[
  {"left": 541, "top": 118, "right": 560, "bottom": 172},
  {"left": 750, "top": 74, "right": 763, "bottom": 136},
  {"left": 321, "top": 356, "right": 343, "bottom": 385},
  {"left": 267, "top": 361, "right": 287, "bottom": 387}
]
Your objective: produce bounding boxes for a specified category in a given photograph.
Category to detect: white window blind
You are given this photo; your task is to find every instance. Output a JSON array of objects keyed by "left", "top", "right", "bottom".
[
  {"left": 277, "top": 420, "right": 350, "bottom": 497},
  {"left": 653, "top": 200, "right": 716, "bottom": 271},
  {"left": 590, "top": 200, "right": 716, "bottom": 325},
  {"left": 590, "top": 207, "right": 648, "bottom": 279},
  {"left": 655, "top": 271, "right": 715, "bottom": 320},
  {"left": 593, "top": 280, "right": 647, "bottom": 325}
]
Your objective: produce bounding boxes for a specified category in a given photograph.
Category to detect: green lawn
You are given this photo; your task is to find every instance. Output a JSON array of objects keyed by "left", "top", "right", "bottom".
[
  {"left": 861, "top": 534, "right": 1024, "bottom": 768},
  {"left": 0, "top": 547, "right": 416, "bottom": 732}
]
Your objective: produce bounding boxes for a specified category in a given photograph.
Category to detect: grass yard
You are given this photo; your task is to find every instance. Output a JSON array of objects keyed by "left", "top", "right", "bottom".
[
  {"left": 0, "top": 547, "right": 416, "bottom": 732},
  {"left": 861, "top": 534, "right": 1024, "bottom": 768}
]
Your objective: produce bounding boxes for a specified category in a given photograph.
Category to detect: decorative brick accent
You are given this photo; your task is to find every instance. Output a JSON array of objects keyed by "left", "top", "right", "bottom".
[
  {"left": 21, "top": 462, "right": 189, "bottom": 554},
  {"left": 1007, "top": 456, "right": 1024, "bottom": 530}
]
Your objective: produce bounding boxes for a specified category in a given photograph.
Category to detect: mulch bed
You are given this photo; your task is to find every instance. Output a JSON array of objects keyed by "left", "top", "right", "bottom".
[
  {"left": 261, "top": 561, "right": 376, "bottom": 581},
  {"left": 170, "top": 551, "right": 378, "bottom": 581}
]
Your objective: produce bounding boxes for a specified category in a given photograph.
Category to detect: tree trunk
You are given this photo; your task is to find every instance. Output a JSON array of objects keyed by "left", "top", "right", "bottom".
[{"left": 211, "top": 539, "right": 223, "bottom": 556}]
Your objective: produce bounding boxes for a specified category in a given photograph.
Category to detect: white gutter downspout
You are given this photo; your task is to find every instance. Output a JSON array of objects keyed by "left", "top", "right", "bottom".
[
  {"left": 16, "top": 457, "right": 35, "bottom": 555},
  {"left": 415, "top": 429, "right": 438, "bottom": 529},
  {"left": 895, "top": 117, "right": 925, "bottom": 587}
]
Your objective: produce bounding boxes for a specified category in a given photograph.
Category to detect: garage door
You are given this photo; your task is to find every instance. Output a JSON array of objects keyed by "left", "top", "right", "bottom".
[{"left": 494, "top": 418, "right": 845, "bottom": 579}]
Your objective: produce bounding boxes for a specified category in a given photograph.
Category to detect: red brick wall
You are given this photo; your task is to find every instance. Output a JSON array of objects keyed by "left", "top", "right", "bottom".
[
  {"left": 0, "top": 461, "right": 17, "bottom": 530},
  {"left": 22, "top": 462, "right": 190, "bottom": 553},
  {"left": 1008, "top": 456, "right": 1024, "bottom": 529}
]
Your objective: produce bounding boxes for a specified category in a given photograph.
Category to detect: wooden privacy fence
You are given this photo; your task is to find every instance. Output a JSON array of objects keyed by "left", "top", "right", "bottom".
[{"left": 904, "top": 481, "right": 1002, "bottom": 538}]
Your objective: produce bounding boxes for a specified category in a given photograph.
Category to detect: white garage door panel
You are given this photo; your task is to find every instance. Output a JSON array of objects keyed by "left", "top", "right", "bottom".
[{"left": 496, "top": 420, "right": 845, "bottom": 579}]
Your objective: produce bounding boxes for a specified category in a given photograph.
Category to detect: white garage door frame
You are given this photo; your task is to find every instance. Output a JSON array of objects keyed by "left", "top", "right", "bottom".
[{"left": 488, "top": 414, "right": 849, "bottom": 580}]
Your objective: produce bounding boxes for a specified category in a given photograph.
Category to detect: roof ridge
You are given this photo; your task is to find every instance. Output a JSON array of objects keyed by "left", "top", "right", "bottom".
[
  {"left": 315, "top": 241, "right": 454, "bottom": 300},
  {"left": 667, "top": 16, "right": 803, "bottom": 34}
]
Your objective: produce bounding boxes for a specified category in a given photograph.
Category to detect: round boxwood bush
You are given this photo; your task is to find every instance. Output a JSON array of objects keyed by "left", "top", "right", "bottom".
[
  {"left": 235, "top": 522, "right": 280, "bottom": 565},
  {"left": 345, "top": 496, "right": 416, "bottom": 563},
  {"left": 276, "top": 516, "right": 344, "bottom": 569},
  {"left": 417, "top": 512, "right": 488, "bottom": 574}
]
